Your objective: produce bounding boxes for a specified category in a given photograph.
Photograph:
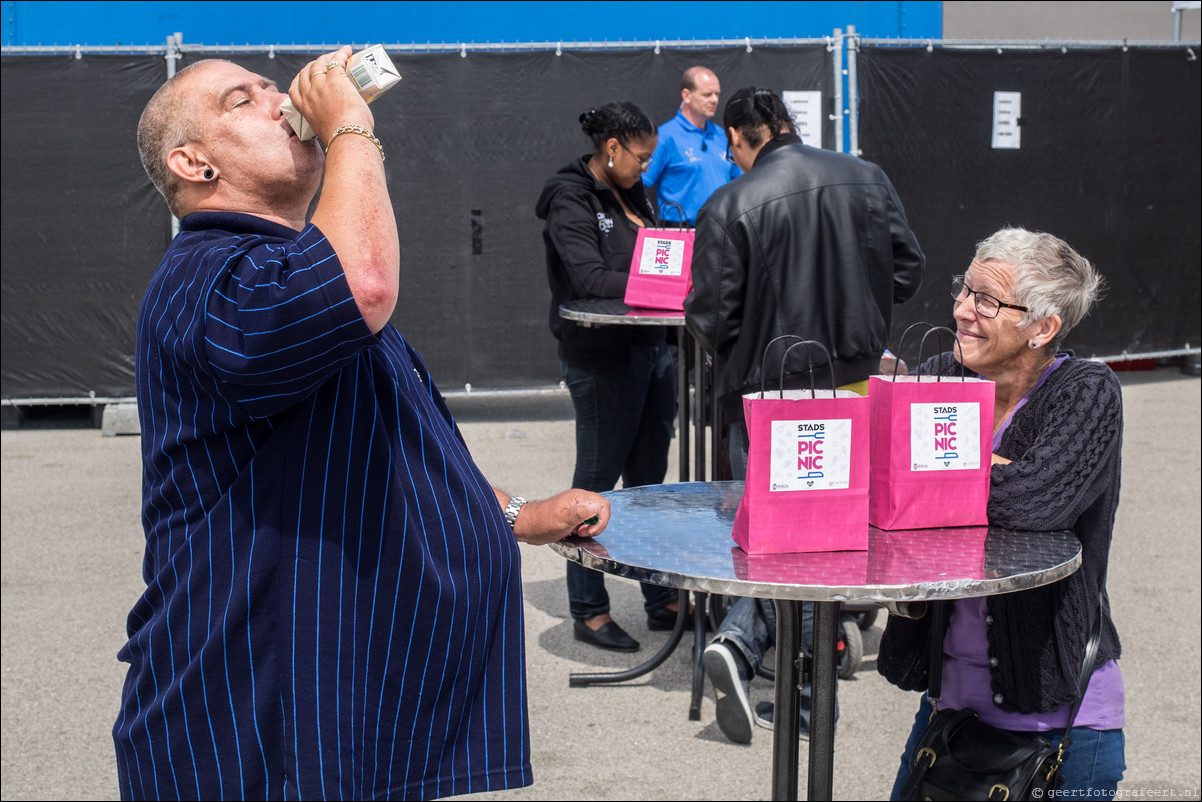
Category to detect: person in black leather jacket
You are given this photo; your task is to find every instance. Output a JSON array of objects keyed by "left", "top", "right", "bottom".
[
  {"left": 689, "top": 87, "right": 924, "bottom": 745},
  {"left": 686, "top": 86, "right": 925, "bottom": 432}
]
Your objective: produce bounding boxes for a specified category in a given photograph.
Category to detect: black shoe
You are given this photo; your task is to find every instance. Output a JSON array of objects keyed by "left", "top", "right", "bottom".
[
  {"left": 704, "top": 642, "right": 754, "bottom": 744},
  {"left": 573, "top": 618, "right": 640, "bottom": 652},
  {"left": 754, "top": 702, "right": 809, "bottom": 741},
  {"left": 646, "top": 605, "right": 713, "bottom": 632}
]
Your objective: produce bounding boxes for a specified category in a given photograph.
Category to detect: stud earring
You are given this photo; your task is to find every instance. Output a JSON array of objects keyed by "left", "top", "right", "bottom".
[
  {"left": 1029, "top": 340, "right": 1039, "bottom": 349},
  {"left": 203, "top": 168, "right": 215, "bottom": 180}
]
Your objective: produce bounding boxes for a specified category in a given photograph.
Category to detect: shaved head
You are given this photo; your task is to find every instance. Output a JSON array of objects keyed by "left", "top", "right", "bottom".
[{"left": 137, "top": 60, "right": 225, "bottom": 218}]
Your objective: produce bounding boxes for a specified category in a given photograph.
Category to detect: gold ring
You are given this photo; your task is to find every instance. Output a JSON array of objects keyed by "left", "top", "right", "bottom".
[
  {"left": 325, "top": 60, "right": 340, "bottom": 70},
  {"left": 310, "top": 69, "right": 328, "bottom": 78}
]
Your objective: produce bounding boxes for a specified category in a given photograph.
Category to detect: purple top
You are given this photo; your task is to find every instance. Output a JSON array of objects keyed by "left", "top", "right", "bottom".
[{"left": 938, "top": 354, "right": 1125, "bottom": 730}]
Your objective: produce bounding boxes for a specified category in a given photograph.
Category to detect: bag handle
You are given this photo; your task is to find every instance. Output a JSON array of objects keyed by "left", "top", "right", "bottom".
[
  {"left": 756, "top": 335, "right": 808, "bottom": 398},
  {"left": 889, "top": 322, "right": 935, "bottom": 380},
  {"left": 778, "top": 340, "right": 838, "bottom": 400},
  {"left": 656, "top": 200, "right": 689, "bottom": 229},
  {"left": 754, "top": 336, "right": 838, "bottom": 399},
  {"left": 915, "top": 326, "right": 968, "bottom": 384}
]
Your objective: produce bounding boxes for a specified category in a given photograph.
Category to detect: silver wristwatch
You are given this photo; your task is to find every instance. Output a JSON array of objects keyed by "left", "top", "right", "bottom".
[{"left": 504, "top": 496, "right": 527, "bottom": 529}]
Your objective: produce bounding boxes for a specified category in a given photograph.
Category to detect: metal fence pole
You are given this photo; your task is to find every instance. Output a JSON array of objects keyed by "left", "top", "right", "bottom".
[
  {"left": 847, "top": 25, "right": 859, "bottom": 157},
  {"left": 165, "top": 32, "right": 182, "bottom": 238},
  {"left": 831, "top": 28, "right": 844, "bottom": 153}
]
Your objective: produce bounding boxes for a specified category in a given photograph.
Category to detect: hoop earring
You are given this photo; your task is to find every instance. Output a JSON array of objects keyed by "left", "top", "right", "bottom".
[{"left": 203, "top": 168, "right": 215, "bottom": 180}]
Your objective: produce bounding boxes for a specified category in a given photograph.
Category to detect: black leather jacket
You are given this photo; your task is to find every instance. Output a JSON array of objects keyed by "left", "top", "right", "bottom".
[{"left": 684, "top": 135, "right": 924, "bottom": 417}]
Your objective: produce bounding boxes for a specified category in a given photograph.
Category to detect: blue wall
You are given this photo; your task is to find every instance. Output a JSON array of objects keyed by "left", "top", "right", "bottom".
[{"left": 1, "top": 1, "right": 941, "bottom": 47}]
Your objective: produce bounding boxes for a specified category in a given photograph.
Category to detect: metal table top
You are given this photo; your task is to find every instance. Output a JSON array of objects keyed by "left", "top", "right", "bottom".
[
  {"left": 550, "top": 482, "right": 1081, "bottom": 603},
  {"left": 559, "top": 298, "right": 686, "bottom": 327}
]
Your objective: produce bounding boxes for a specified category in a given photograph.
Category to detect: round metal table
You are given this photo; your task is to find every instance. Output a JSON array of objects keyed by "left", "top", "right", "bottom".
[
  {"left": 558, "top": 297, "right": 686, "bottom": 328},
  {"left": 550, "top": 482, "right": 1082, "bottom": 801}
]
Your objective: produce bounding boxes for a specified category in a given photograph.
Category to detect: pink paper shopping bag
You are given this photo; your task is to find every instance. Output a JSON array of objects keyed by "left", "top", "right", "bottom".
[
  {"left": 733, "top": 339, "right": 870, "bottom": 554},
  {"left": 868, "top": 326, "right": 995, "bottom": 530},
  {"left": 623, "top": 227, "right": 694, "bottom": 310}
]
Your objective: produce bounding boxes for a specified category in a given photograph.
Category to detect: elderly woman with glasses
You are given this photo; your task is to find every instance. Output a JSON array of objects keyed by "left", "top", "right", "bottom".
[{"left": 878, "top": 227, "right": 1126, "bottom": 798}]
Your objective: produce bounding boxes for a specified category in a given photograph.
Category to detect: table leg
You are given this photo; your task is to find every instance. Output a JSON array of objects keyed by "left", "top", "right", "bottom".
[
  {"left": 692, "top": 335, "right": 708, "bottom": 482},
  {"left": 678, "top": 332, "right": 691, "bottom": 483},
  {"left": 807, "top": 602, "right": 839, "bottom": 800},
  {"left": 772, "top": 600, "right": 802, "bottom": 801},
  {"left": 772, "top": 601, "right": 838, "bottom": 801},
  {"left": 709, "top": 347, "right": 725, "bottom": 481},
  {"left": 688, "top": 591, "right": 708, "bottom": 721}
]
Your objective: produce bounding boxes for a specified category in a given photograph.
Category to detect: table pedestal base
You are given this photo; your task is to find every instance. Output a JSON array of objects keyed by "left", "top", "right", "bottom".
[
  {"left": 569, "top": 589, "right": 711, "bottom": 720},
  {"left": 772, "top": 600, "right": 840, "bottom": 801}
]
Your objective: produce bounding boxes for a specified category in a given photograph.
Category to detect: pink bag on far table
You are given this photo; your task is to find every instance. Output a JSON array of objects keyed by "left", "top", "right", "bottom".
[
  {"left": 868, "top": 326, "right": 995, "bottom": 530},
  {"left": 733, "top": 338, "right": 871, "bottom": 554},
  {"left": 623, "top": 227, "right": 694, "bottom": 310}
]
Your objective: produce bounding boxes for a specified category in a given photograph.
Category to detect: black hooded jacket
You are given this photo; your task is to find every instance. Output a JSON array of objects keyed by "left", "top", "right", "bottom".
[{"left": 535, "top": 156, "right": 666, "bottom": 370}]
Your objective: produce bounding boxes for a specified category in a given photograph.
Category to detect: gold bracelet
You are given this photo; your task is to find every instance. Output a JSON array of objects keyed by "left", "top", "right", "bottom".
[{"left": 325, "top": 124, "right": 385, "bottom": 161}]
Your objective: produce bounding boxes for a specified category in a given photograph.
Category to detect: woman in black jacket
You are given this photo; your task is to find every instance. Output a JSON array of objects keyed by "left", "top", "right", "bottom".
[{"left": 534, "top": 102, "right": 679, "bottom": 652}]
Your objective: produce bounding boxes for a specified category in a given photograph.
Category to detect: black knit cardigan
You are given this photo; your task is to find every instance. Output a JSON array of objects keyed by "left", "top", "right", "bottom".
[{"left": 876, "top": 352, "right": 1124, "bottom": 714}]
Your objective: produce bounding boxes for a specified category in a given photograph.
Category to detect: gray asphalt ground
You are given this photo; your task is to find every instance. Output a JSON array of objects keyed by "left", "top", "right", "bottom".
[{"left": 2, "top": 366, "right": 1199, "bottom": 801}]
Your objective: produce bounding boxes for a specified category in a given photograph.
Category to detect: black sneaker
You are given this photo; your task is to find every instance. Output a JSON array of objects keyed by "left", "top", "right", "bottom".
[
  {"left": 754, "top": 702, "right": 809, "bottom": 741},
  {"left": 704, "top": 641, "right": 754, "bottom": 744}
]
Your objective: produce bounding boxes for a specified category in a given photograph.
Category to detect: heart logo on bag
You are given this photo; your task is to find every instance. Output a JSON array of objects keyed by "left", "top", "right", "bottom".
[
  {"left": 807, "top": 480, "right": 815, "bottom": 487},
  {"left": 944, "top": 461, "right": 951, "bottom": 467}
]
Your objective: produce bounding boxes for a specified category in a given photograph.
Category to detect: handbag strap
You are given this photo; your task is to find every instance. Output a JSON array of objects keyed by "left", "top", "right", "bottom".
[
  {"left": 926, "top": 586, "right": 1105, "bottom": 731},
  {"left": 1059, "top": 586, "right": 1106, "bottom": 750}
]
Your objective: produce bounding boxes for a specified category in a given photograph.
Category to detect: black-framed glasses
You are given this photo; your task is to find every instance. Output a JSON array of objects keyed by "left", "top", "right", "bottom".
[
  {"left": 620, "top": 142, "right": 653, "bottom": 169},
  {"left": 951, "top": 275, "right": 1029, "bottom": 318}
]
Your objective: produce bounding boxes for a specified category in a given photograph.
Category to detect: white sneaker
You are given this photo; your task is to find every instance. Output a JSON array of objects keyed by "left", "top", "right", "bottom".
[{"left": 704, "top": 641, "right": 754, "bottom": 744}]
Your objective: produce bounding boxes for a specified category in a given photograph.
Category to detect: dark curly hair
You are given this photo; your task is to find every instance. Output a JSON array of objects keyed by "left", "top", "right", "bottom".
[{"left": 578, "top": 101, "right": 655, "bottom": 151}]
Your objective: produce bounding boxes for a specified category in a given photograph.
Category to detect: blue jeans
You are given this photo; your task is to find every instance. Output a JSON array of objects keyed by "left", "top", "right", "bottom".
[
  {"left": 563, "top": 343, "right": 677, "bottom": 620},
  {"left": 713, "top": 596, "right": 837, "bottom": 733},
  {"left": 889, "top": 695, "right": 1126, "bottom": 800}
]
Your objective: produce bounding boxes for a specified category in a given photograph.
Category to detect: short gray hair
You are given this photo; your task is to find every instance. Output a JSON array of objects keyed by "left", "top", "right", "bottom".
[
  {"left": 975, "top": 227, "right": 1103, "bottom": 348},
  {"left": 136, "top": 60, "right": 223, "bottom": 218}
]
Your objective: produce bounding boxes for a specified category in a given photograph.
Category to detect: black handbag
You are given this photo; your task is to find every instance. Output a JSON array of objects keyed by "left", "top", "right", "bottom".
[{"left": 900, "top": 598, "right": 1103, "bottom": 801}]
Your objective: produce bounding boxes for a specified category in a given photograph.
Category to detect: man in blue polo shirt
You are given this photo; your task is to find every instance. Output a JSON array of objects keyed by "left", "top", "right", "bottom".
[
  {"left": 114, "top": 47, "right": 610, "bottom": 801},
  {"left": 643, "top": 66, "right": 742, "bottom": 226}
]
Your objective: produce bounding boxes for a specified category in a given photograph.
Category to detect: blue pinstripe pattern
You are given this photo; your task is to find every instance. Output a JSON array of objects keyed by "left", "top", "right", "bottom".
[{"left": 115, "top": 212, "right": 532, "bottom": 800}]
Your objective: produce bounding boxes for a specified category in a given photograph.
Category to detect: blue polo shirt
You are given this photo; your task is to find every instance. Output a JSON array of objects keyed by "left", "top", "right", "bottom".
[
  {"left": 115, "top": 212, "right": 530, "bottom": 800},
  {"left": 643, "top": 109, "right": 742, "bottom": 224}
]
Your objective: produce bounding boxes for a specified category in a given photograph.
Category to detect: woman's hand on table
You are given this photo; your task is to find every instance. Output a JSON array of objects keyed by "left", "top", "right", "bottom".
[{"left": 506, "top": 490, "right": 611, "bottom": 545}]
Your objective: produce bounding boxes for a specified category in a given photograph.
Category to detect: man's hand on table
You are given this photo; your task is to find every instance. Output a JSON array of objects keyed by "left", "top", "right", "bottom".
[{"left": 495, "top": 489, "right": 610, "bottom": 546}]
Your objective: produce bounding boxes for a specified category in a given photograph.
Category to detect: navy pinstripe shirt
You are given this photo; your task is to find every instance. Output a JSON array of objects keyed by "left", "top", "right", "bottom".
[{"left": 115, "top": 212, "right": 531, "bottom": 800}]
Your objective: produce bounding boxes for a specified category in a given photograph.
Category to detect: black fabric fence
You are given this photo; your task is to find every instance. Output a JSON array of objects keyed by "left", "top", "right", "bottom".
[
  {"left": 2, "top": 43, "right": 1196, "bottom": 400},
  {"left": 856, "top": 45, "right": 1201, "bottom": 360},
  {"left": 1, "top": 46, "right": 832, "bottom": 398}
]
